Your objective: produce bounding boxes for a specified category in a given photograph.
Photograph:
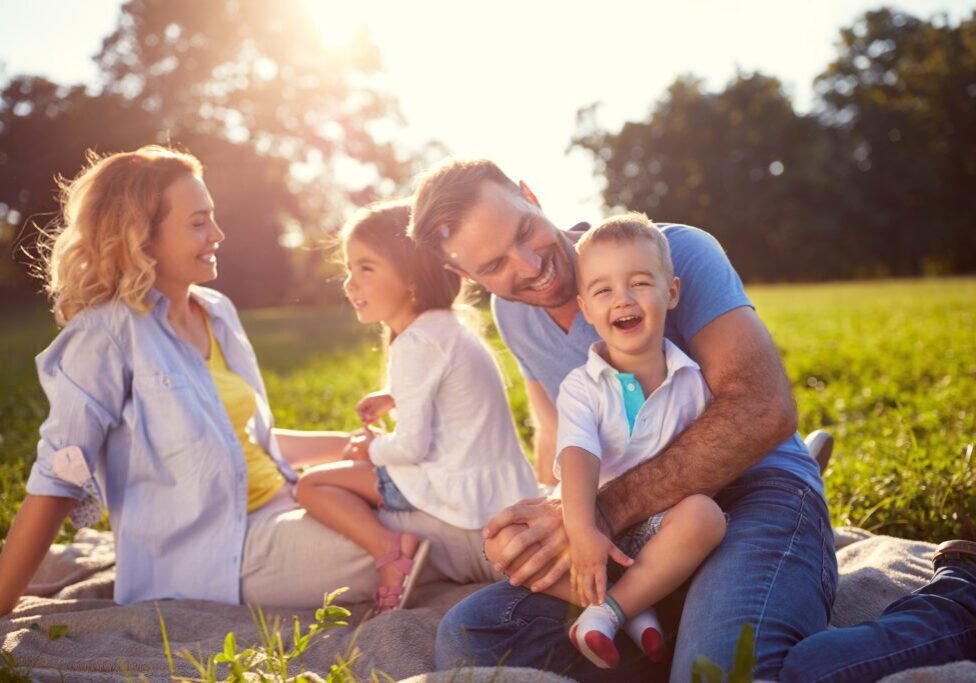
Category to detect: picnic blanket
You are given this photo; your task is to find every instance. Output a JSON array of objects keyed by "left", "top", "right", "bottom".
[{"left": 1, "top": 527, "right": 973, "bottom": 682}]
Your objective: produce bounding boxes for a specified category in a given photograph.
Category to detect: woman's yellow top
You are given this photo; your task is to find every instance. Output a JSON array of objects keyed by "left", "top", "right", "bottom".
[{"left": 206, "top": 317, "right": 285, "bottom": 511}]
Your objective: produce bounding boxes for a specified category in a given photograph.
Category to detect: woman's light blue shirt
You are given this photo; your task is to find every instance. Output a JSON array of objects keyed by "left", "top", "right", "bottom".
[{"left": 26, "top": 286, "right": 297, "bottom": 605}]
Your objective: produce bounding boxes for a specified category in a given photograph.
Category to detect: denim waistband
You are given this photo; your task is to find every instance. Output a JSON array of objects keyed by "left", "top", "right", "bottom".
[{"left": 721, "top": 467, "right": 827, "bottom": 501}]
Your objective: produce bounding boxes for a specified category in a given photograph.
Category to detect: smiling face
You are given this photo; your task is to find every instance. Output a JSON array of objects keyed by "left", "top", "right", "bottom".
[
  {"left": 342, "top": 237, "right": 417, "bottom": 334},
  {"left": 577, "top": 237, "right": 680, "bottom": 361},
  {"left": 441, "top": 181, "right": 577, "bottom": 309},
  {"left": 147, "top": 174, "right": 224, "bottom": 291}
]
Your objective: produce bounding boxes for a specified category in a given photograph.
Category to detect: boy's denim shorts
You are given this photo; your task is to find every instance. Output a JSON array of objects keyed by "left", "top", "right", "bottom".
[{"left": 375, "top": 466, "right": 416, "bottom": 512}]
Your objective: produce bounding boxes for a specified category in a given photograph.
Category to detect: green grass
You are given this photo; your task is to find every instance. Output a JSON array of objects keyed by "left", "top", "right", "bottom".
[{"left": 0, "top": 278, "right": 973, "bottom": 545}]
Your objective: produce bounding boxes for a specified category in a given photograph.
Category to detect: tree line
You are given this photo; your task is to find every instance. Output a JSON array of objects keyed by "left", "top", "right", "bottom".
[
  {"left": 1, "top": 4, "right": 973, "bottom": 310},
  {"left": 572, "top": 8, "right": 975, "bottom": 281},
  {"left": 0, "top": 0, "right": 431, "bottom": 308}
]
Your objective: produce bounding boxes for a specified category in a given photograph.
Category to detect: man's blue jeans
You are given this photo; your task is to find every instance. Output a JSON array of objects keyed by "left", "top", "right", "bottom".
[
  {"left": 778, "top": 557, "right": 976, "bottom": 682},
  {"left": 434, "top": 469, "right": 838, "bottom": 682}
]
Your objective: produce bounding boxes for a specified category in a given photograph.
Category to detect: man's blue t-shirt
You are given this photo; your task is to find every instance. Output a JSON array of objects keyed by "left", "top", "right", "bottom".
[{"left": 491, "top": 223, "right": 824, "bottom": 496}]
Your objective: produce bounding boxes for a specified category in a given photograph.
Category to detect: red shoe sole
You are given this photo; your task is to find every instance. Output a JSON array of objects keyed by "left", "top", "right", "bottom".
[
  {"left": 641, "top": 628, "right": 665, "bottom": 663},
  {"left": 570, "top": 623, "right": 620, "bottom": 669}
]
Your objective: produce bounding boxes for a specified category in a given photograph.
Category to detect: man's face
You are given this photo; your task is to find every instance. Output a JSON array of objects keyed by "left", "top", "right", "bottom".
[{"left": 441, "top": 181, "right": 577, "bottom": 309}]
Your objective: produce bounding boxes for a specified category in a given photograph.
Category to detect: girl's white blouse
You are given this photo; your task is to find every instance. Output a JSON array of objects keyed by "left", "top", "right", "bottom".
[{"left": 369, "top": 309, "right": 538, "bottom": 529}]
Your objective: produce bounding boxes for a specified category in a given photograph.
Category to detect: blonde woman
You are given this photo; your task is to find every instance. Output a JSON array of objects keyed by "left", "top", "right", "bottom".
[{"left": 0, "top": 146, "right": 500, "bottom": 617}]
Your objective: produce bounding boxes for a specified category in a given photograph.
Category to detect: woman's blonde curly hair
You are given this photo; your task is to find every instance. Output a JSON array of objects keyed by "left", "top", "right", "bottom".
[{"left": 39, "top": 145, "right": 203, "bottom": 325}]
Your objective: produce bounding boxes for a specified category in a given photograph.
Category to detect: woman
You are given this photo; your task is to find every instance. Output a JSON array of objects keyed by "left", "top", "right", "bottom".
[{"left": 0, "top": 146, "right": 498, "bottom": 615}]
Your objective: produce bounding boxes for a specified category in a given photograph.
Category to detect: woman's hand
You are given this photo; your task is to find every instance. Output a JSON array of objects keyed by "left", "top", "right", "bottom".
[{"left": 356, "top": 391, "right": 395, "bottom": 426}]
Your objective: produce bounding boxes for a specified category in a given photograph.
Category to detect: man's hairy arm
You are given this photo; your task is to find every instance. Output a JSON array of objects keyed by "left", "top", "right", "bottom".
[{"left": 597, "top": 306, "right": 798, "bottom": 534}]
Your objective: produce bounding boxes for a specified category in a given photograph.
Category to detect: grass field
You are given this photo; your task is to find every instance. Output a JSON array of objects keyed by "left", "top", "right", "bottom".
[{"left": 0, "top": 278, "right": 973, "bottom": 545}]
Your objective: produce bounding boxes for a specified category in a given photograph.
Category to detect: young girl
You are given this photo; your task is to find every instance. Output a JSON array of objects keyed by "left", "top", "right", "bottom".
[{"left": 294, "top": 199, "right": 538, "bottom": 614}]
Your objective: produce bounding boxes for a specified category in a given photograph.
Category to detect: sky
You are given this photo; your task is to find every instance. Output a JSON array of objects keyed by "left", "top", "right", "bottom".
[{"left": 0, "top": 0, "right": 972, "bottom": 228}]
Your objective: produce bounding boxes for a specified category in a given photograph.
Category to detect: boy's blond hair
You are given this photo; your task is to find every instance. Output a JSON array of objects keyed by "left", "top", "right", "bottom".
[{"left": 576, "top": 212, "right": 673, "bottom": 279}]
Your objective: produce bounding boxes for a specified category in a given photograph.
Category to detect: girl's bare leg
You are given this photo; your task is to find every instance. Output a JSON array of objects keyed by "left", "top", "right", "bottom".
[{"left": 295, "top": 461, "right": 419, "bottom": 588}]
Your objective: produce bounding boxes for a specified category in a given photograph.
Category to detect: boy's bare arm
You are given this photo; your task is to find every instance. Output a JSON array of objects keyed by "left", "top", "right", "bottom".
[
  {"left": 561, "top": 447, "right": 632, "bottom": 604},
  {"left": 559, "top": 446, "right": 601, "bottom": 537}
]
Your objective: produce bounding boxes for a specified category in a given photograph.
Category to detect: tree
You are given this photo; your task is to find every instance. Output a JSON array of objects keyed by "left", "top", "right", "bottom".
[
  {"left": 0, "top": 77, "right": 162, "bottom": 302},
  {"left": 572, "top": 72, "right": 849, "bottom": 281},
  {"left": 815, "top": 8, "right": 976, "bottom": 275},
  {"left": 0, "top": 0, "right": 418, "bottom": 306},
  {"left": 571, "top": 9, "right": 976, "bottom": 281}
]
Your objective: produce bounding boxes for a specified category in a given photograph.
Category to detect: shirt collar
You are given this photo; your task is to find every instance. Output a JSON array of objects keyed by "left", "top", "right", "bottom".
[
  {"left": 584, "top": 338, "right": 700, "bottom": 382},
  {"left": 148, "top": 285, "right": 227, "bottom": 322}
]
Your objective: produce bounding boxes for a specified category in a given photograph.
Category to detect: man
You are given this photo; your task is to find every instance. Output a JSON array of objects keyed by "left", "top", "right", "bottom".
[
  {"left": 408, "top": 158, "right": 976, "bottom": 682},
  {"left": 409, "top": 158, "right": 831, "bottom": 681}
]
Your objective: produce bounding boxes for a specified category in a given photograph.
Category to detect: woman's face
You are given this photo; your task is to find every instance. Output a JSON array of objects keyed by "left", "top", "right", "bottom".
[
  {"left": 148, "top": 174, "right": 225, "bottom": 291},
  {"left": 342, "top": 237, "right": 416, "bottom": 333}
]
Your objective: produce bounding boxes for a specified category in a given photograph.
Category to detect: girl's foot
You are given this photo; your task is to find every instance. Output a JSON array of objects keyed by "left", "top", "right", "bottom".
[
  {"left": 373, "top": 532, "right": 430, "bottom": 615},
  {"left": 625, "top": 607, "right": 665, "bottom": 662},
  {"left": 570, "top": 602, "right": 622, "bottom": 669}
]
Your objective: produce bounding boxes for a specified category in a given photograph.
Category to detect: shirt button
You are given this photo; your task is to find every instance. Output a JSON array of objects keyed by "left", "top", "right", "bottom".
[
  {"left": 163, "top": 377, "right": 171, "bottom": 386},
  {"left": 627, "top": 383, "right": 636, "bottom": 391}
]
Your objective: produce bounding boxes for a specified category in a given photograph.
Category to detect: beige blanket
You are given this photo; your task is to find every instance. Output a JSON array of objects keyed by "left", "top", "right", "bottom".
[{"left": 1, "top": 527, "right": 972, "bottom": 682}]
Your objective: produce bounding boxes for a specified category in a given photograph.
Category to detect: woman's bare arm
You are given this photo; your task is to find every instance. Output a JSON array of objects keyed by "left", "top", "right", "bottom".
[
  {"left": 0, "top": 494, "right": 77, "bottom": 617},
  {"left": 272, "top": 428, "right": 351, "bottom": 469}
]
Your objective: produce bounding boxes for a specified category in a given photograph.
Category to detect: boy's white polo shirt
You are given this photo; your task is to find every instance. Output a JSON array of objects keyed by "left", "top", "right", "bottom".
[{"left": 554, "top": 338, "right": 712, "bottom": 488}]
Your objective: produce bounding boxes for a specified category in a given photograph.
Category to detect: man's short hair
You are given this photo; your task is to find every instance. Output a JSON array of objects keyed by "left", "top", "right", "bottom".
[
  {"left": 577, "top": 212, "right": 674, "bottom": 278},
  {"left": 409, "top": 158, "right": 521, "bottom": 256}
]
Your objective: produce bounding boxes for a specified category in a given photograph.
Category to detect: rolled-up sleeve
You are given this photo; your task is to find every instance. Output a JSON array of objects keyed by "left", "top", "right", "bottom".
[
  {"left": 26, "top": 317, "right": 128, "bottom": 508},
  {"left": 554, "top": 371, "right": 603, "bottom": 481},
  {"left": 368, "top": 333, "right": 448, "bottom": 467}
]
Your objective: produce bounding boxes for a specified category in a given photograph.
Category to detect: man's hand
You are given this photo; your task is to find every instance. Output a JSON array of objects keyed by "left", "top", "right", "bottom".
[
  {"left": 356, "top": 391, "right": 395, "bottom": 426},
  {"left": 483, "top": 497, "right": 573, "bottom": 591},
  {"left": 569, "top": 526, "right": 633, "bottom": 606}
]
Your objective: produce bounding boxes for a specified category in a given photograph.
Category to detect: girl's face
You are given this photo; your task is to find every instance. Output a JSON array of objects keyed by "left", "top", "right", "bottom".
[
  {"left": 148, "top": 174, "right": 224, "bottom": 291},
  {"left": 343, "top": 237, "right": 417, "bottom": 334}
]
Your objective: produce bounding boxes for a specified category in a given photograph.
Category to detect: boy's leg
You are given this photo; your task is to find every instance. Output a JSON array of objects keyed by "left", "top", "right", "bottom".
[
  {"left": 576, "top": 494, "right": 723, "bottom": 666},
  {"left": 438, "top": 521, "right": 691, "bottom": 681},
  {"left": 434, "top": 580, "right": 672, "bottom": 683},
  {"left": 610, "top": 494, "right": 726, "bottom": 617},
  {"left": 671, "top": 469, "right": 837, "bottom": 682}
]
